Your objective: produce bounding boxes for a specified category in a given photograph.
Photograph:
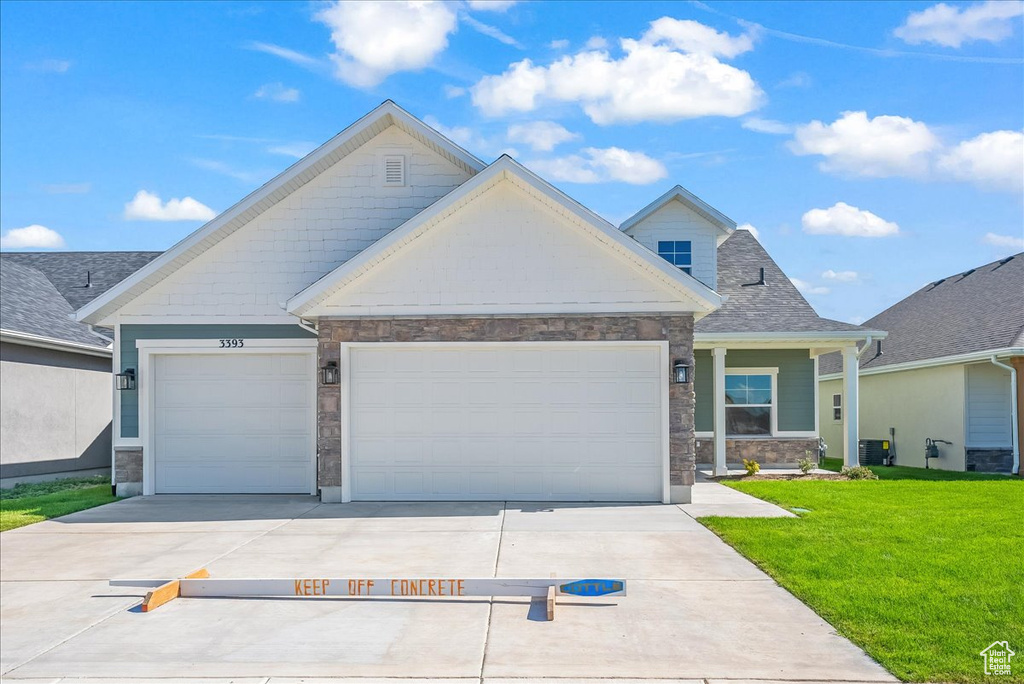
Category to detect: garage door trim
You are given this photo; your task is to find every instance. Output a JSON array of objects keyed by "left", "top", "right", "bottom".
[
  {"left": 136, "top": 338, "right": 318, "bottom": 495},
  {"left": 338, "top": 341, "right": 671, "bottom": 503}
]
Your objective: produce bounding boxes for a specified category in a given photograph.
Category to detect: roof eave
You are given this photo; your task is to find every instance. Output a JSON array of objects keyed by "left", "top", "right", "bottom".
[
  {"left": 620, "top": 185, "right": 737, "bottom": 235},
  {"left": 0, "top": 329, "right": 113, "bottom": 357}
]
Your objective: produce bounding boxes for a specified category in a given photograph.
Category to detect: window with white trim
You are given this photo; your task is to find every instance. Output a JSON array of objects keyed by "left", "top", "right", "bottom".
[
  {"left": 832, "top": 393, "right": 842, "bottom": 422},
  {"left": 725, "top": 372, "right": 773, "bottom": 436},
  {"left": 657, "top": 240, "right": 692, "bottom": 274}
]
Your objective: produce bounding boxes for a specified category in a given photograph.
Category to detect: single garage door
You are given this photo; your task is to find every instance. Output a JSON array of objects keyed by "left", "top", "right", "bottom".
[
  {"left": 348, "top": 343, "right": 664, "bottom": 501},
  {"left": 153, "top": 353, "right": 314, "bottom": 493}
]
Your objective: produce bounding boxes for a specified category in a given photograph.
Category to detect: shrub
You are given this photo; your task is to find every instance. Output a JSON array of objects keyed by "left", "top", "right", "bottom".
[
  {"left": 798, "top": 456, "right": 816, "bottom": 475},
  {"left": 742, "top": 458, "right": 761, "bottom": 476},
  {"left": 841, "top": 465, "right": 878, "bottom": 480}
]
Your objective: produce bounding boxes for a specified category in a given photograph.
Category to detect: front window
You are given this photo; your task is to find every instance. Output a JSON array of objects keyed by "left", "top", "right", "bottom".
[
  {"left": 658, "top": 240, "right": 692, "bottom": 274},
  {"left": 725, "top": 373, "right": 773, "bottom": 436}
]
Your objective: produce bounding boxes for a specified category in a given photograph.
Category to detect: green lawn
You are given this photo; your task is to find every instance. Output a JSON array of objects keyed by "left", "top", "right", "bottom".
[
  {"left": 821, "top": 457, "right": 1012, "bottom": 481},
  {"left": 700, "top": 471, "right": 1023, "bottom": 683},
  {"left": 0, "top": 475, "right": 118, "bottom": 532}
]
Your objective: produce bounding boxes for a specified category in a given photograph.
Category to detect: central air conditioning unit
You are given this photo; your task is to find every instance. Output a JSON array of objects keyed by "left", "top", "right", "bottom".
[{"left": 858, "top": 439, "right": 892, "bottom": 466}]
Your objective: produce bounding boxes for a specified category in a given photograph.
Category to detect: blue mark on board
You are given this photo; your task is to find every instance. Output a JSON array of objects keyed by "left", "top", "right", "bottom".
[{"left": 559, "top": 579, "right": 624, "bottom": 596}]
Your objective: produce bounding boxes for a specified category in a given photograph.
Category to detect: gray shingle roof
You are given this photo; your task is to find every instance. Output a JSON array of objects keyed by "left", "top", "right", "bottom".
[
  {"left": 0, "top": 251, "right": 161, "bottom": 349},
  {"left": 819, "top": 252, "right": 1024, "bottom": 375},
  {"left": 696, "top": 230, "right": 869, "bottom": 335}
]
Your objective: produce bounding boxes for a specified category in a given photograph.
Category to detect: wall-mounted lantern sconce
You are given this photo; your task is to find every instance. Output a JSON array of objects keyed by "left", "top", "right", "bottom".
[
  {"left": 320, "top": 361, "right": 340, "bottom": 385},
  {"left": 115, "top": 368, "right": 136, "bottom": 391},
  {"left": 672, "top": 360, "right": 690, "bottom": 384}
]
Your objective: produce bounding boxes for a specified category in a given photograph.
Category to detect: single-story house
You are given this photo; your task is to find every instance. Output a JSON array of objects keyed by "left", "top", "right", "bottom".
[
  {"left": 75, "top": 101, "right": 881, "bottom": 502},
  {"left": 819, "top": 253, "right": 1022, "bottom": 474},
  {"left": 0, "top": 251, "right": 160, "bottom": 486}
]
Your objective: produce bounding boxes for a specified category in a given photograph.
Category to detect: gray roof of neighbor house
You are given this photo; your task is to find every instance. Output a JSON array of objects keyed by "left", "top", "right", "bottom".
[
  {"left": 696, "top": 230, "right": 870, "bottom": 335},
  {"left": 0, "top": 251, "right": 161, "bottom": 349},
  {"left": 819, "top": 252, "right": 1024, "bottom": 375}
]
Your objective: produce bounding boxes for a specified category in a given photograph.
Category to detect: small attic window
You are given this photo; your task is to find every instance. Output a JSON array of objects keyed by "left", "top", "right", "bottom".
[
  {"left": 382, "top": 155, "right": 405, "bottom": 186},
  {"left": 658, "top": 240, "right": 692, "bottom": 275}
]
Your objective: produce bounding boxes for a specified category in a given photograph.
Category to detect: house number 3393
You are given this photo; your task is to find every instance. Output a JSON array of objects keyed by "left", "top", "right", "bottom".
[{"left": 219, "top": 338, "right": 244, "bottom": 348}]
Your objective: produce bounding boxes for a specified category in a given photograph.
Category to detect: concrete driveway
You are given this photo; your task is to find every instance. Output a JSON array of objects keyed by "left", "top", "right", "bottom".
[{"left": 0, "top": 494, "right": 895, "bottom": 683}]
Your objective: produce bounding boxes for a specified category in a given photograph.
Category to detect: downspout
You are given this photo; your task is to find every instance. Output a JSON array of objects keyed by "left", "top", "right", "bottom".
[
  {"left": 296, "top": 318, "right": 318, "bottom": 336},
  {"left": 990, "top": 356, "right": 1020, "bottom": 475}
]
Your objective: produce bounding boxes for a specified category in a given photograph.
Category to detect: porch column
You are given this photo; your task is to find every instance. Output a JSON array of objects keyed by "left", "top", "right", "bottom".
[
  {"left": 713, "top": 347, "right": 728, "bottom": 476},
  {"left": 843, "top": 345, "right": 860, "bottom": 467}
]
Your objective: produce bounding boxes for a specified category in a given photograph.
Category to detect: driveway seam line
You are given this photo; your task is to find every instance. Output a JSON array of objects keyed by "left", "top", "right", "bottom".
[{"left": 478, "top": 500, "right": 506, "bottom": 683}]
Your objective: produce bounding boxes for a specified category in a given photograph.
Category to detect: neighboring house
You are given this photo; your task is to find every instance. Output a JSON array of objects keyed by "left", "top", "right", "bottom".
[
  {"left": 819, "top": 253, "right": 1023, "bottom": 474},
  {"left": 74, "top": 101, "right": 879, "bottom": 503},
  {"left": 0, "top": 251, "right": 160, "bottom": 486}
]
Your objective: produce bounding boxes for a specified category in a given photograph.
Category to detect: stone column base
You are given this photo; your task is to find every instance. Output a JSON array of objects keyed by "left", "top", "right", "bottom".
[
  {"left": 115, "top": 482, "right": 142, "bottom": 497},
  {"left": 320, "top": 486, "right": 345, "bottom": 503}
]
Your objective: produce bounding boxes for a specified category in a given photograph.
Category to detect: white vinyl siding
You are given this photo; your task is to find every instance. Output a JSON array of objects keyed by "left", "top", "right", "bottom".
[
  {"left": 623, "top": 199, "right": 719, "bottom": 289},
  {"left": 965, "top": 363, "right": 1013, "bottom": 447},
  {"left": 346, "top": 343, "right": 665, "bottom": 501},
  {"left": 152, "top": 353, "right": 315, "bottom": 493}
]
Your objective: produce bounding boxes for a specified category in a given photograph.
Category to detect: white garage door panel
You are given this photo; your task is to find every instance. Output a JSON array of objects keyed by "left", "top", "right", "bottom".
[
  {"left": 153, "top": 353, "right": 314, "bottom": 494},
  {"left": 349, "top": 344, "right": 663, "bottom": 501}
]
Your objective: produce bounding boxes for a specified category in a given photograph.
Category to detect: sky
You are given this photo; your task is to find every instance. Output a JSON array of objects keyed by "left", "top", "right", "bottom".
[{"left": 1, "top": 0, "right": 1022, "bottom": 325}]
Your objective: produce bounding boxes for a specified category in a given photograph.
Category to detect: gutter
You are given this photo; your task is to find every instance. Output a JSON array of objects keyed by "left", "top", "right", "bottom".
[
  {"left": 990, "top": 356, "right": 1020, "bottom": 475},
  {"left": 820, "top": 347, "right": 1024, "bottom": 381},
  {"left": 0, "top": 329, "right": 113, "bottom": 358}
]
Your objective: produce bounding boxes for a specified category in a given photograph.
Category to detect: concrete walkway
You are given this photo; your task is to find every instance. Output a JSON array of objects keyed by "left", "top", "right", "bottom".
[
  {"left": 0, "top": 496, "right": 894, "bottom": 683},
  {"left": 679, "top": 472, "right": 798, "bottom": 518}
]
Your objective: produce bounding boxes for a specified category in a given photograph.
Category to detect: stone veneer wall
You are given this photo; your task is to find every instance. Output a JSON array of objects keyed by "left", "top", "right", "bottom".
[
  {"left": 965, "top": 448, "right": 1014, "bottom": 473},
  {"left": 695, "top": 438, "right": 820, "bottom": 465},
  {"left": 317, "top": 314, "right": 696, "bottom": 492},
  {"left": 114, "top": 447, "right": 143, "bottom": 496}
]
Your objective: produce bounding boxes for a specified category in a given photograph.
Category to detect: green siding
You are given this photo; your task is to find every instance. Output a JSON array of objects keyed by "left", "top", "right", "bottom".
[
  {"left": 694, "top": 348, "right": 816, "bottom": 433},
  {"left": 118, "top": 324, "right": 315, "bottom": 439}
]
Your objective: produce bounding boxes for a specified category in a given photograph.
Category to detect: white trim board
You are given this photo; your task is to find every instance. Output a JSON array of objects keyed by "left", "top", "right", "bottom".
[
  {"left": 135, "top": 339, "right": 318, "bottom": 496},
  {"left": 0, "top": 329, "right": 112, "bottom": 357},
  {"left": 819, "top": 346, "right": 1024, "bottom": 381},
  {"left": 620, "top": 185, "right": 736, "bottom": 236}
]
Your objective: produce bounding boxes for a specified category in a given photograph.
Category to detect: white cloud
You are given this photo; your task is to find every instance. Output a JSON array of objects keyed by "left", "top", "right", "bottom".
[
  {"left": 25, "top": 59, "right": 71, "bottom": 73},
  {"left": 443, "top": 84, "right": 466, "bottom": 98},
  {"left": 983, "top": 232, "right": 1024, "bottom": 249},
  {"left": 789, "top": 111, "right": 940, "bottom": 177},
  {"left": 585, "top": 36, "right": 609, "bottom": 50},
  {"left": 742, "top": 117, "right": 793, "bottom": 135},
  {"left": 245, "top": 41, "right": 320, "bottom": 68},
  {"left": 471, "top": 20, "right": 763, "bottom": 124},
  {"left": 191, "top": 158, "right": 270, "bottom": 184},
  {"left": 529, "top": 147, "right": 667, "bottom": 185},
  {"left": 315, "top": 1, "right": 457, "bottom": 87},
  {"left": 461, "top": 14, "right": 522, "bottom": 48},
  {"left": 467, "top": 0, "right": 516, "bottom": 10},
  {"left": 937, "top": 129, "right": 1024, "bottom": 192},
  {"left": 42, "top": 183, "right": 91, "bottom": 195},
  {"left": 267, "top": 141, "right": 317, "bottom": 158},
  {"left": 641, "top": 17, "right": 757, "bottom": 58},
  {"left": 0, "top": 225, "right": 66, "bottom": 249},
  {"left": 821, "top": 269, "right": 861, "bottom": 282},
  {"left": 802, "top": 202, "right": 900, "bottom": 238},
  {"left": 736, "top": 223, "right": 760, "bottom": 239},
  {"left": 123, "top": 190, "right": 216, "bottom": 222},
  {"left": 253, "top": 82, "right": 300, "bottom": 103},
  {"left": 548, "top": 38, "right": 570, "bottom": 50},
  {"left": 895, "top": 1, "right": 1024, "bottom": 47},
  {"left": 777, "top": 71, "right": 812, "bottom": 88},
  {"left": 790, "top": 278, "right": 830, "bottom": 295},
  {"left": 506, "top": 121, "right": 579, "bottom": 151}
]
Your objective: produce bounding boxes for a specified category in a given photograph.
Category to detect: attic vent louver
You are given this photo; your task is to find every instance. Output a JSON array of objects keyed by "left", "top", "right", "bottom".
[{"left": 382, "top": 155, "right": 405, "bottom": 187}]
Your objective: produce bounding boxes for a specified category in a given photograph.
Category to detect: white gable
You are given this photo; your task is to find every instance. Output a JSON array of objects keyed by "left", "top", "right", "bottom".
[
  {"left": 624, "top": 199, "right": 723, "bottom": 290},
  {"left": 302, "top": 179, "right": 705, "bottom": 317},
  {"left": 116, "top": 126, "right": 472, "bottom": 321}
]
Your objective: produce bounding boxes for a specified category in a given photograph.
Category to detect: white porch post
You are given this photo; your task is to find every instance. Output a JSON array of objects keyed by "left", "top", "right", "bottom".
[
  {"left": 843, "top": 345, "right": 860, "bottom": 467},
  {"left": 713, "top": 347, "right": 728, "bottom": 476}
]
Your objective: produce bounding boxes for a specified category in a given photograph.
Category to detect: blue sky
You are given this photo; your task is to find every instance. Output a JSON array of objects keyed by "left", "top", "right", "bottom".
[{"left": 1, "top": 0, "right": 1022, "bottom": 324}]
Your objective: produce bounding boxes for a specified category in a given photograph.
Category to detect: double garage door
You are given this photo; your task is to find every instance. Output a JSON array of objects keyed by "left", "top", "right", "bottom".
[{"left": 151, "top": 343, "right": 665, "bottom": 501}]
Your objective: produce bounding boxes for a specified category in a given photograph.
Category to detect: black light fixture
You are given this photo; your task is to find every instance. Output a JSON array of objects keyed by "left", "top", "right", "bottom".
[
  {"left": 115, "top": 368, "right": 136, "bottom": 391},
  {"left": 320, "top": 361, "right": 340, "bottom": 385},
  {"left": 672, "top": 360, "right": 690, "bottom": 384}
]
